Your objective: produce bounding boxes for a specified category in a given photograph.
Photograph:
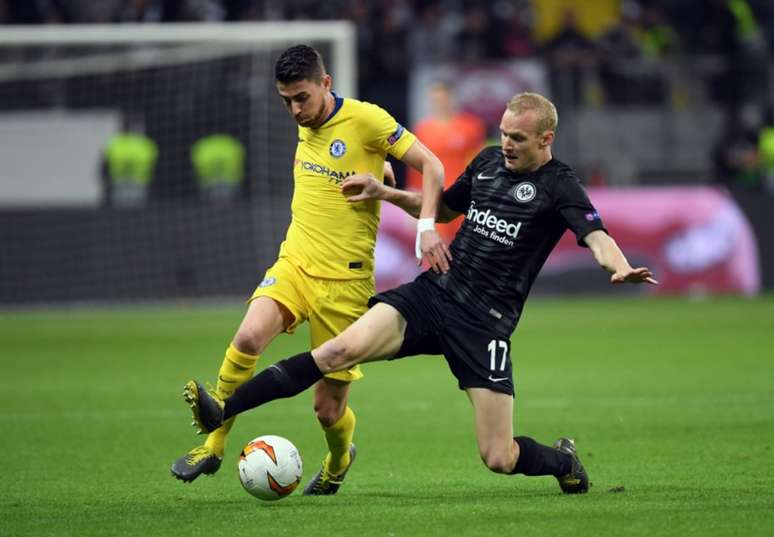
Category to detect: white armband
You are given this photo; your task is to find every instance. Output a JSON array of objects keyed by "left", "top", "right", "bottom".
[{"left": 415, "top": 218, "right": 436, "bottom": 259}]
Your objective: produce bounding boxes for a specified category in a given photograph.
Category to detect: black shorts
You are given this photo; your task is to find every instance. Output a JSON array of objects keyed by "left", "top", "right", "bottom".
[{"left": 368, "top": 275, "right": 515, "bottom": 396}]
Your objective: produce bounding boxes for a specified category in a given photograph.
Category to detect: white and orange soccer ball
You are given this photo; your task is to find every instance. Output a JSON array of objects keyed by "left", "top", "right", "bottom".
[{"left": 238, "top": 435, "right": 303, "bottom": 501}]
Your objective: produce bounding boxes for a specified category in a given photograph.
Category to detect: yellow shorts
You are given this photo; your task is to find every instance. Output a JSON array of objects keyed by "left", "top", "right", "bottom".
[{"left": 249, "top": 256, "right": 374, "bottom": 382}]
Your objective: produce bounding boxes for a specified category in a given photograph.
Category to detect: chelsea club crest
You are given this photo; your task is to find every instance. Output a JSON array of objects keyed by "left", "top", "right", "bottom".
[
  {"left": 329, "top": 139, "right": 346, "bottom": 158},
  {"left": 258, "top": 277, "right": 276, "bottom": 288}
]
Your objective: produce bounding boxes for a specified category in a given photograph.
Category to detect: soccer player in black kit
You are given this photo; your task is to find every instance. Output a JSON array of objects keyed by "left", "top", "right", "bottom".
[{"left": 182, "top": 93, "right": 657, "bottom": 494}]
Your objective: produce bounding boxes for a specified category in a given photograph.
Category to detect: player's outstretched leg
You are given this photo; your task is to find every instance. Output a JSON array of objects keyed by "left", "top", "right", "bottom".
[
  {"left": 553, "top": 438, "right": 589, "bottom": 494},
  {"left": 183, "top": 380, "right": 225, "bottom": 434},
  {"left": 303, "top": 443, "right": 357, "bottom": 496}
]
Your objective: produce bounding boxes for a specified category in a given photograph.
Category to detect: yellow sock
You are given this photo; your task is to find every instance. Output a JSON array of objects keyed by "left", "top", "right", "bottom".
[
  {"left": 323, "top": 406, "right": 356, "bottom": 475},
  {"left": 204, "top": 343, "right": 259, "bottom": 456}
]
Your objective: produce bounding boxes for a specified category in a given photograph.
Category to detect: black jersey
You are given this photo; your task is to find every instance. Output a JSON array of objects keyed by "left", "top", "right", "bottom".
[{"left": 423, "top": 146, "right": 607, "bottom": 334}]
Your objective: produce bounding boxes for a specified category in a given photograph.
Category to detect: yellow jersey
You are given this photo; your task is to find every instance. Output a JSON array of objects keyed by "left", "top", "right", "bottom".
[{"left": 279, "top": 95, "right": 416, "bottom": 279}]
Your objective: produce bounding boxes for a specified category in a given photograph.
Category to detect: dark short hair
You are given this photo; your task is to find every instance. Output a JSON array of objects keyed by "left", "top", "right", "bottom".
[{"left": 275, "top": 45, "right": 326, "bottom": 84}]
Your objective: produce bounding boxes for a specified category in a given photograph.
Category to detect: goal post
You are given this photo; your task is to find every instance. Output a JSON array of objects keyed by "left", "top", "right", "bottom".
[
  {"left": 0, "top": 22, "right": 356, "bottom": 98},
  {"left": 0, "top": 22, "right": 356, "bottom": 304}
]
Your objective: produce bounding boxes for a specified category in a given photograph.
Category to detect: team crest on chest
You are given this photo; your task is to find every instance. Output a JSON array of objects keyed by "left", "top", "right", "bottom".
[
  {"left": 512, "top": 182, "right": 536, "bottom": 203},
  {"left": 329, "top": 139, "right": 347, "bottom": 158}
]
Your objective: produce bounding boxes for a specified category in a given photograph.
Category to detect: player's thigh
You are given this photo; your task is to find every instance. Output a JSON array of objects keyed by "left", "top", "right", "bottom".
[
  {"left": 467, "top": 387, "right": 515, "bottom": 458},
  {"left": 233, "top": 296, "right": 292, "bottom": 354},
  {"left": 308, "top": 277, "right": 373, "bottom": 382},
  {"left": 238, "top": 259, "right": 309, "bottom": 352},
  {"left": 316, "top": 303, "right": 407, "bottom": 370},
  {"left": 441, "top": 311, "right": 514, "bottom": 396}
]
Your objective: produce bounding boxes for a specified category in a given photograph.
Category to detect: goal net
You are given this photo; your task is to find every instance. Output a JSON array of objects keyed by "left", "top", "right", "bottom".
[{"left": 0, "top": 22, "right": 355, "bottom": 305}]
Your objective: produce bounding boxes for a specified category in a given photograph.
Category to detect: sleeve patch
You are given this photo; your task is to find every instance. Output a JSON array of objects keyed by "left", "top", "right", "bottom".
[
  {"left": 387, "top": 124, "right": 405, "bottom": 145},
  {"left": 585, "top": 211, "right": 601, "bottom": 222}
]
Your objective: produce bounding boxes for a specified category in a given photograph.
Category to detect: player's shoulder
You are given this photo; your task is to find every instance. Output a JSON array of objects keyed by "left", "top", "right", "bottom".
[
  {"left": 344, "top": 97, "right": 392, "bottom": 120},
  {"left": 540, "top": 158, "right": 580, "bottom": 184}
]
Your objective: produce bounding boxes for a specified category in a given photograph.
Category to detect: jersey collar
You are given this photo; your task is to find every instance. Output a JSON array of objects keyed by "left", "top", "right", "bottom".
[{"left": 321, "top": 92, "right": 344, "bottom": 126}]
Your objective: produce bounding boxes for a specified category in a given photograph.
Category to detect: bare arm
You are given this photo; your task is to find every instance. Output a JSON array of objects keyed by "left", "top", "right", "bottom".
[
  {"left": 343, "top": 176, "right": 461, "bottom": 222},
  {"left": 341, "top": 139, "right": 451, "bottom": 272},
  {"left": 398, "top": 139, "right": 444, "bottom": 220},
  {"left": 584, "top": 229, "right": 658, "bottom": 285}
]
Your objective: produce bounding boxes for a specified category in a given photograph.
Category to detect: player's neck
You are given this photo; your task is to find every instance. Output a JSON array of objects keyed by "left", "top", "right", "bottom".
[
  {"left": 322, "top": 92, "right": 335, "bottom": 121},
  {"left": 528, "top": 151, "right": 552, "bottom": 172}
]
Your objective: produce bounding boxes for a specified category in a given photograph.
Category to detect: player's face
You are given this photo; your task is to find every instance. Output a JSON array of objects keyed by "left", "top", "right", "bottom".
[
  {"left": 276, "top": 75, "right": 333, "bottom": 128},
  {"left": 499, "top": 109, "right": 554, "bottom": 173}
]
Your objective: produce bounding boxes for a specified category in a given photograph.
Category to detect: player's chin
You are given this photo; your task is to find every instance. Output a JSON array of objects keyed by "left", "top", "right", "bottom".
[{"left": 503, "top": 156, "right": 519, "bottom": 170}]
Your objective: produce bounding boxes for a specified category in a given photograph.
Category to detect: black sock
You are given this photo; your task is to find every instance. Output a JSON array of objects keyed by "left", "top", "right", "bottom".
[
  {"left": 223, "top": 351, "right": 322, "bottom": 420},
  {"left": 511, "top": 436, "right": 573, "bottom": 476}
]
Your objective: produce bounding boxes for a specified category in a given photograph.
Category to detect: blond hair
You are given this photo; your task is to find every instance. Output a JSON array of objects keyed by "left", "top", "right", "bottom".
[{"left": 506, "top": 93, "right": 558, "bottom": 133}]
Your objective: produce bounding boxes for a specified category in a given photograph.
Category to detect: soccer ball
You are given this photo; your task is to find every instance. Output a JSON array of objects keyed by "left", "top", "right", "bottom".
[{"left": 238, "top": 435, "right": 303, "bottom": 501}]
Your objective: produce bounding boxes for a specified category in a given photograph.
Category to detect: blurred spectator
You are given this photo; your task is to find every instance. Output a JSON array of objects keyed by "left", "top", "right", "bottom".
[
  {"left": 191, "top": 133, "right": 245, "bottom": 202},
  {"left": 360, "top": 5, "right": 410, "bottom": 127},
  {"left": 722, "top": 0, "right": 769, "bottom": 105},
  {"left": 407, "top": 0, "right": 459, "bottom": 67},
  {"left": 541, "top": 7, "right": 597, "bottom": 107},
  {"left": 671, "top": 0, "right": 736, "bottom": 55},
  {"left": 501, "top": 2, "right": 537, "bottom": 58},
  {"left": 342, "top": 1, "right": 378, "bottom": 87},
  {"left": 406, "top": 80, "right": 485, "bottom": 242},
  {"left": 103, "top": 112, "right": 158, "bottom": 207},
  {"left": 758, "top": 108, "right": 774, "bottom": 193},
  {"left": 712, "top": 104, "right": 763, "bottom": 190},
  {"left": 638, "top": 4, "right": 680, "bottom": 59},
  {"left": 456, "top": 4, "right": 505, "bottom": 63},
  {"left": 596, "top": 1, "right": 668, "bottom": 104}
]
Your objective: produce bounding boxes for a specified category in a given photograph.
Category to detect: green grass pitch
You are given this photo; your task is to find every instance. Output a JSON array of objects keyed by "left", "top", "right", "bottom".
[{"left": 1, "top": 295, "right": 773, "bottom": 536}]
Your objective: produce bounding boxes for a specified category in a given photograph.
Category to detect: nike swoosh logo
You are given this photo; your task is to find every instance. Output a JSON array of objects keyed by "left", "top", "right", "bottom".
[
  {"left": 477, "top": 172, "right": 495, "bottom": 180},
  {"left": 488, "top": 375, "right": 509, "bottom": 383},
  {"left": 218, "top": 376, "right": 237, "bottom": 384}
]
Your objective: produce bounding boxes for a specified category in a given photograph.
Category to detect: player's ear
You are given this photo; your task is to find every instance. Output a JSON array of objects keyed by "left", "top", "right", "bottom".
[
  {"left": 540, "top": 130, "right": 555, "bottom": 147},
  {"left": 321, "top": 73, "right": 332, "bottom": 90}
]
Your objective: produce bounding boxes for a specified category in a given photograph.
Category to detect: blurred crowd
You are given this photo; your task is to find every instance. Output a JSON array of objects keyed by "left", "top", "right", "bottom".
[
  {"left": 2, "top": 1, "right": 773, "bottom": 105},
  {"left": 2, "top": 0, "right": 774, "bottom": 191}
]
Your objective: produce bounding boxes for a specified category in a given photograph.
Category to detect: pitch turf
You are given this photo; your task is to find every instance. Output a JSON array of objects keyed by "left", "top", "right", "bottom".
[{"left": 1, "top": 296, "right": 773, "bottom": 536}]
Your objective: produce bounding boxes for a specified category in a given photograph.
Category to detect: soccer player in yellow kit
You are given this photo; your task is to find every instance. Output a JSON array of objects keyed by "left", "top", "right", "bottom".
[{"left": 171, "top": 44, "right": 449, "bottom": 494}]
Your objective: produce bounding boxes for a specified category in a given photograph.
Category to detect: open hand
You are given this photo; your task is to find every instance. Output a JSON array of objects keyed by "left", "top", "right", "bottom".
[
  {"left": 611, "top": 267, "right": 658, "bottom": 285},
  {"left": 341, "top": 173, "right": 384, "bottom": 202},
  {"left": 419, "top": 229, "right": 452, "bottom": 274}
]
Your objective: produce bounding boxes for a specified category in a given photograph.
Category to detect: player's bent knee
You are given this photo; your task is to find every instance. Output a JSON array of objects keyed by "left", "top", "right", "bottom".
[
  {"left": 232, "top": 328, "right": 270, "bottom": 356},
  {"left": 317, "top": 336, "right": 360, "bottom": 373},
  {"left": 480, "top": 450, "right": 515, "bottom": 474}
]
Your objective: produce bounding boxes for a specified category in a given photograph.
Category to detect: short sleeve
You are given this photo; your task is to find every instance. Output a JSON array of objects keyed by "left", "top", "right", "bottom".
[
  {"left": 554, "top": 172, "right": 607, "bottom": 246},
  {"left": 358, "top": 102, "right": 417, "bottom": 159}
]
